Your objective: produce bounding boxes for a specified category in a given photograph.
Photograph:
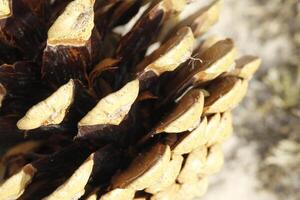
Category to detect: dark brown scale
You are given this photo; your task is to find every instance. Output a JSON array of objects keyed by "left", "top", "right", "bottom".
[{"left": 0, "top": 0, "right": 49, "bottom": 63}]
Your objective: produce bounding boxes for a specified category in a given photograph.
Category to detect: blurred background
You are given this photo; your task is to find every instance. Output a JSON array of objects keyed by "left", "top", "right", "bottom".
[{"left": 201, "top": 0, "right": 300, "bottom": 199}]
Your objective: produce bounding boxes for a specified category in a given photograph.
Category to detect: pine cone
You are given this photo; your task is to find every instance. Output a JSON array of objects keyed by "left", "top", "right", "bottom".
[{"left": 0, "top": 0, "right": 261, "bottom": 199}]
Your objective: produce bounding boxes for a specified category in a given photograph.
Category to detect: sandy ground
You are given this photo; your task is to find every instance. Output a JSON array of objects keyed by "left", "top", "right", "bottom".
[
  {"left": 199, "top": 0, "right": 300, "bottom": 199},
  {"left": 202, "top": 138, "right": 277, "bottom": 200}
]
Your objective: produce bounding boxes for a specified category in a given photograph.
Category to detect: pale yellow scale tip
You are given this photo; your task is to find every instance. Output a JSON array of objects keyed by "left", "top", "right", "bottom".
[
  {"left": 172, "top": 117, "right": 208, "bottom": 155},
  {"left": 0, "top": 0, "right": 11, "bottom": 19},
  {"left": 177, "top": 146, "right": 208, "bottom": 184},
  {"left": 43, "top": 154, "right": 94, "bottom": 200},
  {"left": 47, "top": 0, "right": 95, "bottom": 46},
  {"left": 192, "top": 0, "right": 223, "bottom": 36},
  {"left": 193, "top": 38, "right": 237, "bottom": 84},
  {"left": 17, "top": 79, "right": 75, "bottom": 130},
  {"left": 151, "top": 178, "right": 208, "bottom": 200},
  {"left": 204, "top": 79, "right": 248, "bottom": 114},
  {"left": 234, "top": 56, "right": 262, "bottom": 79},
  {"left": 0, "top": 164, "right": 36, "bottom": 200},
  {"left": 0, "top": 83, "right": 6, "bottom": 108},
  {"left": 126, "top": 145, "right": 171, "bottom": 191},
  {"left": 156, "top": 89, "right": 204, "bottom": 134},
  {"left": 100, "top": 188, "right": 135, "bottom": 200},
  {"left": 79, "top": 80, "right": 140, "bottom": 126},
  {"left": 145, "top": 154, "right": 183, "bottom": 194},
  {"left": 162, "top": 0, "right": 187, "bottom": 13},
  {"left": 204, "top": 144, "right": 224, "bottom": 175},
  {"left": 86, "top": 194, "right": 97, "bottom": 200},
  {"left": 142, "top": 26, "right": 195, "bottom": 76}
]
